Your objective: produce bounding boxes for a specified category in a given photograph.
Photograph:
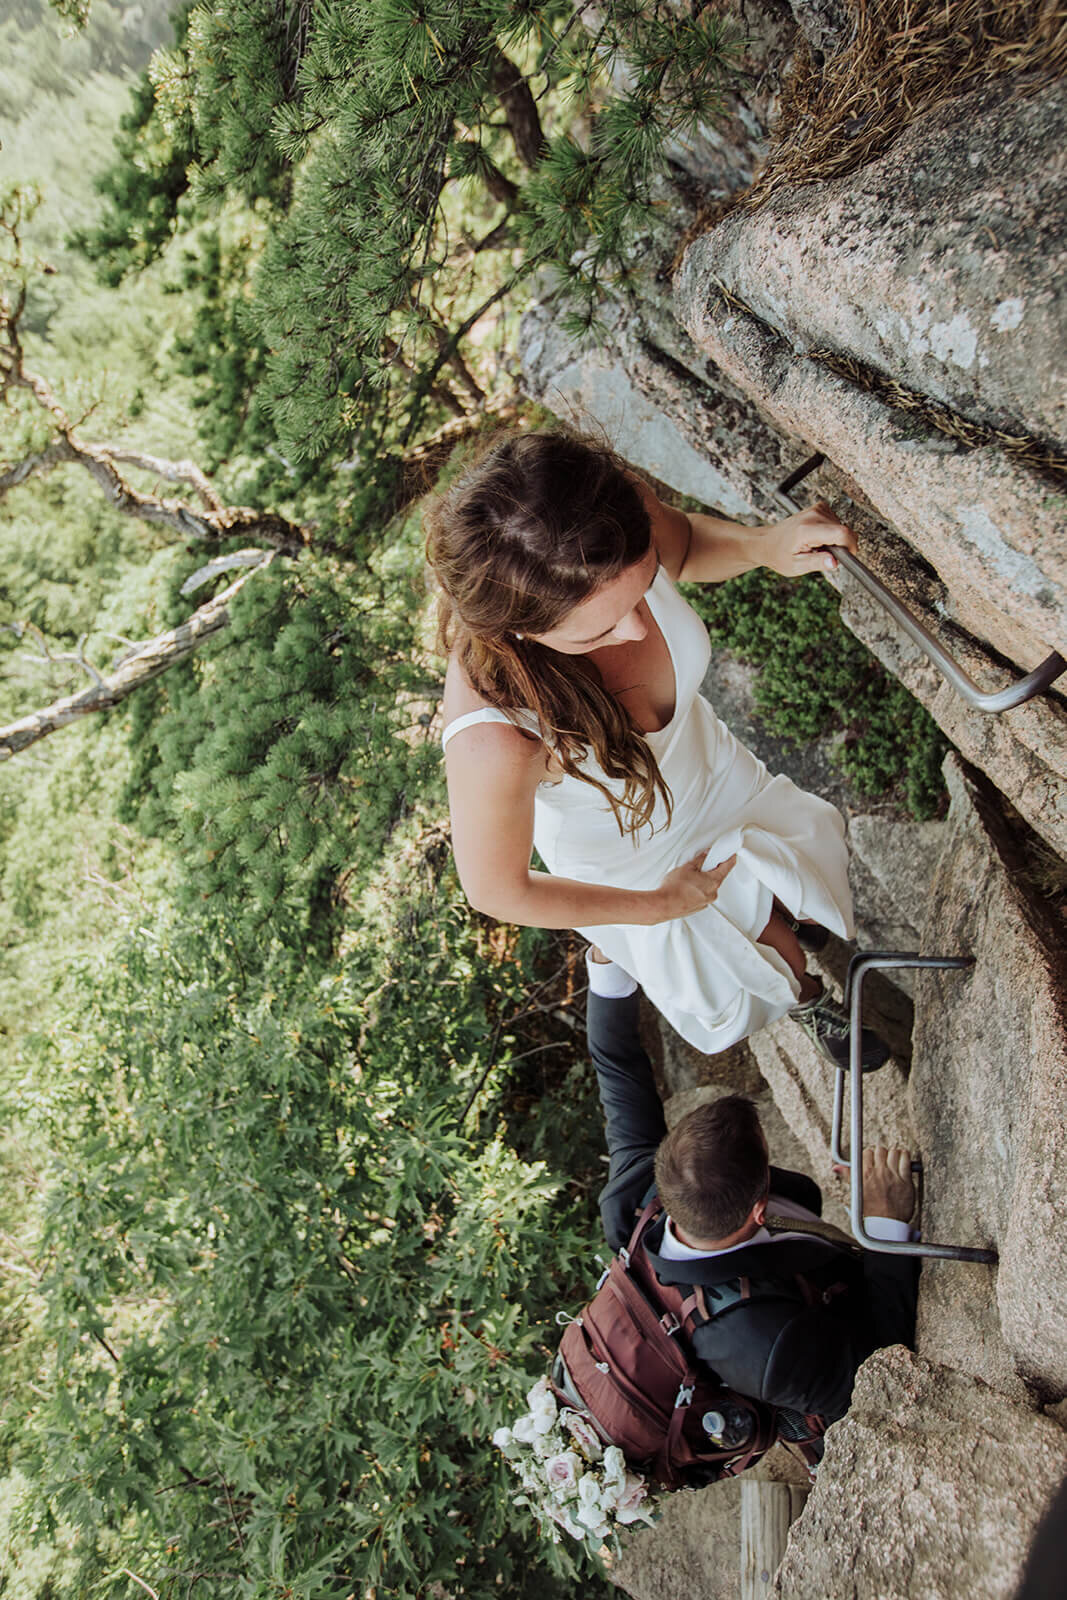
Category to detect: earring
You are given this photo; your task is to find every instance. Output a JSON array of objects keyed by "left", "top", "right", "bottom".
[{"left": 514, "top": 632, "right": 524, "bottom": 641}]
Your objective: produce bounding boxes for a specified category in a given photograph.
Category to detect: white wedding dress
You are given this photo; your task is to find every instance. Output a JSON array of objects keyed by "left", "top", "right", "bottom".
[{"left": 441, "top": 565, "right": 854, "bottom": 1053}]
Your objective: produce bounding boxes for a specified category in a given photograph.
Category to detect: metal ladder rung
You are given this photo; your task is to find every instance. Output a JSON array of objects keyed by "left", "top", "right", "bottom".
[
  {"left": 830, "top": 951, "right": 995, "bottom": 1264},
  {"left": 775, "top": 456, "right": 1065, "bottom": 714}
]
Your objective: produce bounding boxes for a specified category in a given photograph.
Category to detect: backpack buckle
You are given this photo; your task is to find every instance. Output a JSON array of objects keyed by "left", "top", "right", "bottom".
[
  {"left": 618, "top": 1247, "right": 631, "bottom": 1268},
  {"left": 659, "top": 1311, "right": 681, "bottom": 1336},
  {"left": 674, "top": 1383, "right": 695, "bottom": 1409}
]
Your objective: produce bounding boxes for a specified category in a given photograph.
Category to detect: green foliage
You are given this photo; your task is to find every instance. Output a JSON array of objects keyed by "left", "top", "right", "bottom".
[
  {"left": 164, "top": 222, "right": 272, "bottom": 480},
  {"left": 71, "top": 0, "right": 742, "bottom": 476},
  {"left": 2, "top": 8, "right": 617, "bottom": 1592},
  {"left": 684, "top": 569, "right": 949, "bottom": 818},
  {"left": 17, "top": 845, "right": 604, "bottom": 1598},
  {"left": 69, "top": 65, "right": 196, "bottom": 286},
  {"left": 119, "top": 540, "right": 440, "bottom": 949}
]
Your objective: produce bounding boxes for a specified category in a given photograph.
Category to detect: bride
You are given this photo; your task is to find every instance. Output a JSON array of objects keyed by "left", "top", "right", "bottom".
[{"left": 426, "top": 428, "right": 887, "bottom": 1066}]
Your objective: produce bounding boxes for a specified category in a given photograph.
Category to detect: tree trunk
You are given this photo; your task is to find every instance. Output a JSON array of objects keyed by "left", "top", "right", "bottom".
[{"left": 490, "top": 48, "right": 546, "bottom": 169}]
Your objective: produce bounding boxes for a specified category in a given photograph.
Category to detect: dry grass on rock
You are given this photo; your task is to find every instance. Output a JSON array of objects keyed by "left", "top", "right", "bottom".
[
  {"left": 677, "top": 0, "right": 1067, "bottom": 257},
  {"left": 747, "top": 0, "right": 1067, "bottom": 208}
]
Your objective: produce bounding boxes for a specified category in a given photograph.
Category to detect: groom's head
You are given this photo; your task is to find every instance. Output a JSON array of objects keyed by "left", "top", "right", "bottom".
[{"left": 653, "top": 1093, "right": 770, "bottom": 1245}]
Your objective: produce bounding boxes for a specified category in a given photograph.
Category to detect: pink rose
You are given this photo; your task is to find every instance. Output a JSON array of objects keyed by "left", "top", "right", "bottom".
[
  {"left": 561, "top": 1410, "right": 604, "bottom": 1461},
  {"left": 544, "top": 1451, "right": 580, "bottom": 1493},
  {"left": 615, "top": 1473, "right": 653, "bottom": 1526}
]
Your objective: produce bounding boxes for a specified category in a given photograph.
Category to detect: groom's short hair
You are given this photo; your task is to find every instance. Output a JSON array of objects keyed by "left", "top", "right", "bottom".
[{"left": 654, "top": 1094, "right": 769, "bottom": 1242}]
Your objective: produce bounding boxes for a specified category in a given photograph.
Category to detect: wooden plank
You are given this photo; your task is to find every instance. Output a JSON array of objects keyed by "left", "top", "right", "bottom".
[{"left": 740, "top": 1481, "right": 808, "bottom": 1600}]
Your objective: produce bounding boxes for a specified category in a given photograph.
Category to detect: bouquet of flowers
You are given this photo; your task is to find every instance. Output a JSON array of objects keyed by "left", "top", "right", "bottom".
[{"left": 492, "top": 1377, "right": 659, "bottom": 1554}]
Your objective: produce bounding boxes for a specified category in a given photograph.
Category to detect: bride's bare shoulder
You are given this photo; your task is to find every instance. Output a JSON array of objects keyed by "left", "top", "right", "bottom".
[
  {"left": 441, "top": 654, "right": 546, "bottom": 769},
  {"left": 443, "top": 652, "right": 490, "bottom": 722}
]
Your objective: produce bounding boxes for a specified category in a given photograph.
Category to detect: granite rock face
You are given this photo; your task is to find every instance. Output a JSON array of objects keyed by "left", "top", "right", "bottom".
[
  {"left": 665, "top": 286, "right": 1067, "bottom": 856},
  {"left": 613, "top": 1479, "right": 744, "bottom": 1600},
  {"left": 823, "top": 507, "right": 1067, "bottom": 864},
  {"left": 674, "top": 78, "right": 1067, "bottom": 703},
  {"left": 520, "top": 295, "right": 785, "bottom": 522},
  {"left": 673, "top": 263, "right": 1066, "bottom": 668},
  {"left": 910, "top": 753, "right": 1067, "bottom": 1401},
  {"left": 682, "top": 81, "right": 1067, "bottom": 445},
  {"left": 774, "top": 1346, "right": 1067, "bottom": 1600}
]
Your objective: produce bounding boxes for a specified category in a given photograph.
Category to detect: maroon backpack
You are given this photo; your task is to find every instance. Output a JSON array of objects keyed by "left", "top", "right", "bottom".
[{"left": 551, "top": 1199, "right": 824, "bottom": 1489}]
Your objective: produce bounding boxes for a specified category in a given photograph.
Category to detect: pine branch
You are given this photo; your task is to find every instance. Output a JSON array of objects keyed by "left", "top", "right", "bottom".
[
  {"left": 0, "top": 556, "right": 275, "bottom": 761},
  {"left": 469, "top": 217, "right": 515, "bottom": 254},
  {"left": 427, "top": 319, "right": 485, "bottom": 405},
  {"left": 401, "top": 273, "right": 526, "bottom": 445},
  {"left": 459, "top": 141, "right": 519, "bottom": 208},
  {"left": 382, "top": 336, "right": 467, "bottom": 418}
]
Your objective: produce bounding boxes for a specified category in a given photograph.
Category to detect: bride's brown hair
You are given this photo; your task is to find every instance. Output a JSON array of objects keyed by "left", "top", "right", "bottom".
[{"left": 425, "top": 428, "right": 672, "bottom": 835}]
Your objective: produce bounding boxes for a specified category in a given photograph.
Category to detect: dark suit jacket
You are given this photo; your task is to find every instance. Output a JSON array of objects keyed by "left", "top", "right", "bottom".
[{"left": 588, "top": 988, "right": 918, "bottom": 1422}]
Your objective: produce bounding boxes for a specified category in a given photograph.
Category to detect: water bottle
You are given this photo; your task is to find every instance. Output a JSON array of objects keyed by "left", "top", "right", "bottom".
[{"left": 701, "top": 1402, "right": 753, "bottom": 1449}]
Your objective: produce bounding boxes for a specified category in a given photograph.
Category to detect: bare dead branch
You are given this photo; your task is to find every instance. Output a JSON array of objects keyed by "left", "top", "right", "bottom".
[
  {"left": 0, "top": 292, "right": 303, "bottom": 552},
  {"left": 180, "top": 548, "right": 277, "bottom": 596},
  {"left": 107, "top": 449, "right": 226, "bottom": 511},
  {"left": 0, "top": 441, "right": 71, "bottom": 493},
  {"left": 71, "top": 633, "right": 105, "bottom": 686},
  {"left": 116, "top": 1571, "right": 159, "bottom": 1600},
  {"left": 0, "top": 556, "right": 274, "bottom": 761},
  {"left": 5, "top": 623, "right": 106, "bottom": 687}
]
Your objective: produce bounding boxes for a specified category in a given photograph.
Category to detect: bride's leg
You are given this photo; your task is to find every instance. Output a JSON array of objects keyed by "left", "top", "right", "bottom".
[
  {"left": 757, "top": 911, "right": 820, "bottom": 1003},
  {"left": 763, "top": 915, "right": 891, "bottom": 1072}
]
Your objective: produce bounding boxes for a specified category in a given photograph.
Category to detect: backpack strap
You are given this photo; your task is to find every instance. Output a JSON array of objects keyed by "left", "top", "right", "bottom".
[
  {"left": 678, "top": 1284, "right": 710, "bottom": 1331},
  {"left": 623, "top": 1195, "right": 665, "bottom": 1263},
  {"left": 764, "top": 1211, "right": 858, "bottom": 1248},
  {"left": 654, "top": 1354, "right": 702, "bottom": 1487}
]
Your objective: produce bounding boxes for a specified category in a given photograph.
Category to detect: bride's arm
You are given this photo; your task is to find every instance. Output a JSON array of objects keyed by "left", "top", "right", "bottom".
[
  {"left": 632, "top": 479, "right": 858, "bottom": 584},
  {"left": 445, "top": 719, "right": 731, "bottom": 929}
]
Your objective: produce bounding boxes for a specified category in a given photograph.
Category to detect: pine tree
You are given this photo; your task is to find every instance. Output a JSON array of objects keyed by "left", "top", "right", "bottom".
[{"left": 72, "top": 0, "right": 742, "bottom": 478}]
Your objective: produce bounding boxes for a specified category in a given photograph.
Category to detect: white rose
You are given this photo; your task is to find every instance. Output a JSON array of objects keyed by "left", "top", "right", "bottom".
[
  {"left": 532, "top": 1429, "right": 556, "bottom": 1461},
  {"left": 576, "top": 1501, "right": 611, "bottom": 1539},
  {"left": 511, "top": 1413, "right": 538, "bottom": 1444},
  {"left": 614, "top": 1473, "right": 651, "bottom": 1525},
  {"left": 492, "top": 1426, "right": 513, "bottom": 1450},
  {"left": 602, "top": 1445, "right": 627, "bottom": 1484},
  {"left": 526, "top": 1376, "right": 558, "bottom": 1435},
  {"left": 598, "top": 1479, "right": 622, "bottom": 1513},
  {"left": 547, "top": 1503, "right": 587, "bottom": 1542},
  {"left": 577, "top": 1474, "right": 603, "bottom": 1510}
]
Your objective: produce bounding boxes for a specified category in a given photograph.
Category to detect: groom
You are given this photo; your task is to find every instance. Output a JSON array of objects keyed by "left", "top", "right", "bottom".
[{"left": 584, "top": 948, "right": 920, "bottom": 1423}]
